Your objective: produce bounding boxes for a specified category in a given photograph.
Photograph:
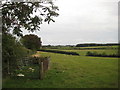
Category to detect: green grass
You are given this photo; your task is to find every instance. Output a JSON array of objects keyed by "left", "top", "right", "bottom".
[
  {"left": 43, "top": 45, "right": 118, "bottom": 50},
  {"left": 41, "top": 48, "right": 118, "bottom": 56},
  {"left": 42, "top": 45, "right": 118, "bottom": 56},
  {"left": 62, "top": 49, "right": 118, "bottom": 56},
  {"left": 3, "top": 50, "right": 118, "bottom": 88}
]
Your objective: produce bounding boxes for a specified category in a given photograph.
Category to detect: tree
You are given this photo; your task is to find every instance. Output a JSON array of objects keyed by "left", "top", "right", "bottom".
[
  {"left": 21, "top": 34, "right": 42, "bottom": 50},
  {"left": 2, "top": 34, "right": 17, "bottom": 75},
  {"left": 2, "top": 33, "right": 32, "bottom": 76},
  {"left": 2, "top": 1, "right": 59, "bottom": 36},
  {"left": 2, "top": 0, "right": 59, "bottom": 76}
]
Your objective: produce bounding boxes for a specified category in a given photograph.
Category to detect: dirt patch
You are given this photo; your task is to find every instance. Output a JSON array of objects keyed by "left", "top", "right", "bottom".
[{"left": 32, "top": 51, "right": 40, "bottom": 57}]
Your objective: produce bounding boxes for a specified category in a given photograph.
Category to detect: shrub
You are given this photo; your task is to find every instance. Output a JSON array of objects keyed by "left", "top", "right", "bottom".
[
  {"left": 39, "top": 49, "right": 80, "bottom": 56},
  {"left": 86, "top": 51, "right": 119, "bottom": 58},
  {"left": 86, "top": 51, "right": 93, "bottom": 56},
  {"left": 21, "top": 34, "right": 42, "bottom": 50},
  {"left": 2, "top": 34, "right": 34, "bottom": 77}
]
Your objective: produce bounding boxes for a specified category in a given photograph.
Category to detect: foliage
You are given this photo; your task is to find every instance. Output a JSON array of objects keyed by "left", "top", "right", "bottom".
[
  {"left": 76, "top": 43, "right": 119, "bottom": 47},
  {"left": 21, "top": 34, "right": 42, "bottom": 50},
  {"left": 2, "top": 33, "right": 16, "bottom": 76},
  {"left": 2, "top": 1, "right": 59, "bottom": 76},
  {"left": 42, "top": 45, "right": 119, "bottom": 50},
  {"left": 39, "top": 49, "right": 80, "bottom": 56},
  {"left": 2, "top": 33, "right": 33, "bottom": 76},
  {"left": 86, "top": 51, "right": 119, "bottom": 58},
  {"left": 2, "top": 1, "right": 59, "bottom": 36}
]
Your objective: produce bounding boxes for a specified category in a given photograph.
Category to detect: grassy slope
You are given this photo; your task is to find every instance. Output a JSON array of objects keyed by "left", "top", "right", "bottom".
[{"left": 3, "top": 51, "right": 118, "bottom": 88}]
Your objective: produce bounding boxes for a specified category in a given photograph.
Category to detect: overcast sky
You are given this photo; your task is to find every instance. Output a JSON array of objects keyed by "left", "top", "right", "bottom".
[{"left": 24, "top": 0, "right": 119, "bottom": 45}]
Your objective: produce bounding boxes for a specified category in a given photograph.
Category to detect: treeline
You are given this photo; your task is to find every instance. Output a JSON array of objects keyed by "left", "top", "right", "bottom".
[
  {"left": 38, "top": 49, "right": 79, "bottom": 56},
  {"left": 76, "top": 43, "right": 119, "bottom": 47},
  {"left": 86, "top": 51, "right": 120, "bottom": 58},
  {"left": 43, "top": 43, "right": 119, "bottom": 48},
  {"left": 42, "top": 45, "right": 74, "bottom": 48}
]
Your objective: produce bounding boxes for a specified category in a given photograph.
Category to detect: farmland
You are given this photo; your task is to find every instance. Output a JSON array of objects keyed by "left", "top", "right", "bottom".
[
  {"left": 2, "top": 1, "right": 119, "bottom": 89},
  {"left": 42, "top": 45, "right": 118, "bottom": 56},
  {"left": 3, "top": 45, "right": 119, "bottom": 88}
]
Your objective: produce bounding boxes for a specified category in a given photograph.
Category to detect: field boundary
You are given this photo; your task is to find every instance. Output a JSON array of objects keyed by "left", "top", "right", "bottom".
[{"left": 38, "top": 49, "right": 80, "bottom": 56}]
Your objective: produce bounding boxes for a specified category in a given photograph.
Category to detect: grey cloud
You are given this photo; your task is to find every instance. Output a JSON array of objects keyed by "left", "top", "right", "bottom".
[{"left": 24, "top": 0, "right": 118, "bottom": 45}]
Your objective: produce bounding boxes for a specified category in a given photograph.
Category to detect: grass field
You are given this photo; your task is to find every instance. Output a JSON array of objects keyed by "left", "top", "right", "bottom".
[
  {"left": 63, "top": 49, "right": 118, "bottom": 56},
  {"left": 3, "top": 49, "right": 118, "bottom": 88},
  {"left": 40, "top": 48, "right": 118, "bottom": 56},
  {"left": 78, "top": 45, "right": 118, "bottom": 49},
  {"left": 43, "top": 45, "right": 118, "bottom": 50}
]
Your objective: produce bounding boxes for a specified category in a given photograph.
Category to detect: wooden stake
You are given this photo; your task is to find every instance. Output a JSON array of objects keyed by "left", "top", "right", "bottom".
[{"left": 39, "top": 60, "right": 44, "bottom": 80}]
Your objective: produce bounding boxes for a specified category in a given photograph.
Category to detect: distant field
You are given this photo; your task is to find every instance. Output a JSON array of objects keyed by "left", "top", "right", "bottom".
[
  {"left": 43, "top": 45, "right": 119, "bottom": 50},
  {"left": 3, "top": 51, "right": 118, "bottom": 88},
  {"left": 79, "top": 45, "right": 118, "bottom": 49},
  {"left": 41, "top": 47, "right": 118, "bottom": 56},
  {"left": 62, "top": 49, "right": 118, "bottom": 56}
]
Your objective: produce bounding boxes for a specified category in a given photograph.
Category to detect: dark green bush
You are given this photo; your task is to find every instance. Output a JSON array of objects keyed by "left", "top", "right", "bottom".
[
  {"left": 86, "top": 51, "right": 93, "bottom": 56},
  {"left": 2, "top": 34, "right": 34, "bottom": 77},
  {"left": 86, "top": 51, "right": 119, "bottom": 58},
  {"left": 39, "top": 49, "right": 80, "bottom": 56},
  {"left": 21, "top": 34, "right": 42, "bottom": 50}
]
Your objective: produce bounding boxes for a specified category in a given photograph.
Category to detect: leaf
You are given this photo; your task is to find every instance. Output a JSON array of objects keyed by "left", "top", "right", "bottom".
[{"left": 13, "top": 27, "right": 23, "bottom": 36}]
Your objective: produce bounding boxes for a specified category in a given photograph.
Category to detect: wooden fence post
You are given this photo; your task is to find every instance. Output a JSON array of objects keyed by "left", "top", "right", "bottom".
[
  {"left": 47, "top": 57, "right": 50, "bottom": 70},
  {"left": 39, "top": 59, "right": 44, "bottom": 80}
]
